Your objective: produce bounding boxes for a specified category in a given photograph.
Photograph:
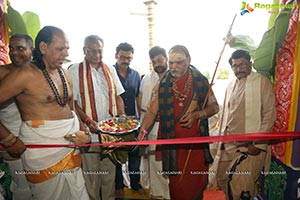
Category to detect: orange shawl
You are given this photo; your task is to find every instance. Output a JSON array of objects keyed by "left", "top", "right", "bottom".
[{"left": 79, "top": 59, "right": 117, "bottom": 121}]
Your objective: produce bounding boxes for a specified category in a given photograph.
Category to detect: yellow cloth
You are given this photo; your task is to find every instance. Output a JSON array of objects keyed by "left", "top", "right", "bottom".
[{"left": 26, "top": 150, "right": 81, "bottom": 184}]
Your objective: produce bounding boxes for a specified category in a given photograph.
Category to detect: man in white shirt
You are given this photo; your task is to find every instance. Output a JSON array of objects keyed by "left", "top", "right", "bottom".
[
  {"left": 68, "top": 35, "right": 125, "bottom": 200},
  {"left": 138, "top": 46, "right": 170, "bottom": 199}
]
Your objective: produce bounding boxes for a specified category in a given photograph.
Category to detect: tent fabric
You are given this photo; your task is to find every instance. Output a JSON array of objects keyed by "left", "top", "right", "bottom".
[
  {"left": 272, "top": 0, "right": 300, "bottom": 169},
  {"left": 0, "top": 0, "right": 9, "bottom": 65}
]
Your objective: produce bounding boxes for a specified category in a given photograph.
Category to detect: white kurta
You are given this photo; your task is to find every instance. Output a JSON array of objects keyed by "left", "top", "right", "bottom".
[{"left": 69, "top": 62, "right": 124, "bottom": 143}]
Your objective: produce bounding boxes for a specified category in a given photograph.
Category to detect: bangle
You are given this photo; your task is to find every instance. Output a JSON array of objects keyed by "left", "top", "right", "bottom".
[
  {"left": 7, "top": 137, "right": 19, "bottom": 147},
  {"left": 85, "top": 117, "right": 92, "bottom": 125},
  {"left": 0, "top": 133, "right": 18, "bottom": 147}
]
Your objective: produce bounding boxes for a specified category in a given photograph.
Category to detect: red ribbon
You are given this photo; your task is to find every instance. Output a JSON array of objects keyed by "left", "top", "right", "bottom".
[{"left": 16, "top": 131, "right": 300, "bottom": 148}]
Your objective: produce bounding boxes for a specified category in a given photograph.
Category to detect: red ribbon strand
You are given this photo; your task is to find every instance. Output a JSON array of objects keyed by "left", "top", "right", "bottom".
[{"left": 16, "top": 131, "right": 300, "bottom": 149}]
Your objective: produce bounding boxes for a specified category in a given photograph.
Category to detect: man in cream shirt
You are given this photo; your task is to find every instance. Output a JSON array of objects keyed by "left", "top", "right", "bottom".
[{"left": 217, "top": 50, "right": 276, "bottom": 200}]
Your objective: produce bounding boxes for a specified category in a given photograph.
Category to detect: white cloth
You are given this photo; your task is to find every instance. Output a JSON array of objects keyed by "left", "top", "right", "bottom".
[
  {"left": 19, "top": 111, "right": 79, "bottom": 171},
  {"left": 81, "top": 153, "right": 116, "bottom": 200},
  {"left": 29, "top": 167, "right": 88, "bottom": 200},
  {"left": 146, "top": 122, "right": 170, "bottom": 199},
  {"left": 221, "top": 71, "right": 276, "bottom": 151},
  {"left": 0, "top": 101, "right": 32, "bottom": 200},
  {"left": 19, "top": 112, "right": 88, "bottom": 200},
  {"left": 68, "top": 62, "right": 124, "bottom": 142},
  {"left": 5, "top": 159, "right": 33, "bottom": 200},
  {"left": 139, "top": 71, "right": 159, "bottom": 112},
  {"left": 221, "top": 71, "right": 262, "bottom": 134},
  {"left": 0, "top": 102, "right": 21, "bottom": 136},
  {"left": 139, "top": 71, "right": 170, "bottom": 199},
  {"left": 208, "top": 108, "right": 222, "bottom": 158}
]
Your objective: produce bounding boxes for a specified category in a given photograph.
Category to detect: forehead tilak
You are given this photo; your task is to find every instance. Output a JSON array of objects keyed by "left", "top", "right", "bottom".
[{"left": 169, "top": 51, "right": 186, "bottom": 61}]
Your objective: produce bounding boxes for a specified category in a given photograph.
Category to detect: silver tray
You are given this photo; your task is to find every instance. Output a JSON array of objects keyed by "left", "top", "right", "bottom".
[{"left": 98, "top": 117, "right": 140, "bottom": 135}]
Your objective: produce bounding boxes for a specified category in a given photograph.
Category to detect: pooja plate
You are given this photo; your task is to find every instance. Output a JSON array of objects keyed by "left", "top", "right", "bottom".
[{"left": 98, "top": 117, "right": 140, "bottom": 135}]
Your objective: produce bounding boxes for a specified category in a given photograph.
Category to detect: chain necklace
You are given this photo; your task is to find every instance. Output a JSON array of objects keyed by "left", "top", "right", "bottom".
[
  {"left": 42, "top": 68, "right": 69, "bottom": 106},
  {"left": 172, "top": 71, "right": 193, "bottom": 107}
]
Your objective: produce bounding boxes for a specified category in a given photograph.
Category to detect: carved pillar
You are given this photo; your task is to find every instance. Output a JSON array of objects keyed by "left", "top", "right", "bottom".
[{"left": 144, "top": 0, "right": 157, "bottom": 71}]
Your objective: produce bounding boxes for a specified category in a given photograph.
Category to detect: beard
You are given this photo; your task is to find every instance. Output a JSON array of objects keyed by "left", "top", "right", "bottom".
[{"left": 154, "top": 65, "right": 167, "bottom": 74}]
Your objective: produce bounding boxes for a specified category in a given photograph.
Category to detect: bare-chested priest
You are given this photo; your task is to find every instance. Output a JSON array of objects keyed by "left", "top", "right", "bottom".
[{"left": 0, "top": 26, "right": 89, "bottom": 200}]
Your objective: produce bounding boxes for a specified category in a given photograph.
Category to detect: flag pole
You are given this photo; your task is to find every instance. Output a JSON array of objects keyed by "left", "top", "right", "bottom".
[{"left": 209, "top": 13, "right": 237, "bottom": 86}]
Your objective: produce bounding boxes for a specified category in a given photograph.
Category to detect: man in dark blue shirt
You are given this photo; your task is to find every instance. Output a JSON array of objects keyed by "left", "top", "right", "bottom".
[{"left": 113, "top": 43, "right": 145, "bottom": 196}]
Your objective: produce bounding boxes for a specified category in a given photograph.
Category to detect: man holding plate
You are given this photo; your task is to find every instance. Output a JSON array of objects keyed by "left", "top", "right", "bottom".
[{"left": 68, "top": 35, "right": 125, "bottom": 200}]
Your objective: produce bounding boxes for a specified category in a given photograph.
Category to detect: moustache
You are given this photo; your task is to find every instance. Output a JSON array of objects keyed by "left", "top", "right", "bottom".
[
  {"left": 154, "top": 66, "right": 166, "bottom": 73},
  {"left": 235, "top": 72, "right": 245, "bottom": 76},
  {"left": 170, "top": 69, "right": 180, "bottom": 73}
]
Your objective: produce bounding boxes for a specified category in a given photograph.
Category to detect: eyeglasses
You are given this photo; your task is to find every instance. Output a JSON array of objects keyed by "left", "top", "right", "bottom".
[
  {"left": 118, "top": 55, "right": 133, "bottom": 61},
  {"left": 85, "top": 47, "right": 102, "bottom": 55},
  {"left": 231, "top": 62, "right": 250, "bottom": 69}
]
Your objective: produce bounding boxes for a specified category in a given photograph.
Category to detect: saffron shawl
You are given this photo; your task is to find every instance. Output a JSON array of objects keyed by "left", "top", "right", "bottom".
[
  {"left": 78, "top": 59, "right": 117, "bottom": 121},
  {"left": 158, "top": 65, "right": 211, "bottom": 172}
]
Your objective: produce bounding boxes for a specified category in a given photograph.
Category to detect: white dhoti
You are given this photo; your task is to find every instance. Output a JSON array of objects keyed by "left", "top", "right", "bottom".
[
  {"left": 139, "top": 72, "right": 170, "bottom": 199},
  {"left": 29, "top": 167, "right": 87, "bottom": 200},
  {"left": 0, "top": 102, "right": 22, "bottom": 137},
  {"left": 5, "top": 159, "right": 33, "bottom": 200},
  {"left": 0, "top": 102, "right": 32, "bottom": 200},
  {"left": 147, "top": 122, "right": 170, "bottom": 199},
  {"left": 19, "top": 112, "right": 88, "bottom": 200}
]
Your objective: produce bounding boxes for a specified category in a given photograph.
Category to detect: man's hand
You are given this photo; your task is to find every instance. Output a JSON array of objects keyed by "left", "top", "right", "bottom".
[
  {"left": 179, "top": 111, "right": 198, "bottom": 128},
  {"left": 6, "top": 138, "right": 26, "bottom": 158},
  {"left": 86, "top": 119, "right": 99, "bottom": 133},
  {"left": 224, "top": 31, "right": 235, "bottom": 45},
  {"left": 64, "top": 130, "right": 91, "bottom": 144},
  {"left": 137, "top": 129, "right": 147, "bottom": 141}
]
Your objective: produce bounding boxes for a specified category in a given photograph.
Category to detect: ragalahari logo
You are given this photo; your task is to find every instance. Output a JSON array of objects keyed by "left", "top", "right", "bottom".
[
  {"left": 240, "top": 2, "right": 254, "bottom": 15},
  {"left": 240, "top": 2, "right": 298, "bottom": 15}
]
